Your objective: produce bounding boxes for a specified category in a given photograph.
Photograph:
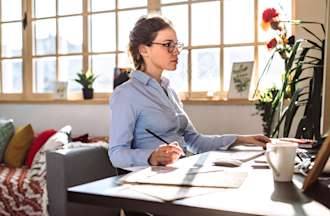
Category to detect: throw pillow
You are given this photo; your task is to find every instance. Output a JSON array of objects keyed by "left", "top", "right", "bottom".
[
  {"left": 4, "top": 124, "right": 34, "bottom": 167},
  {"left": 29, "top": 125, "right": 72, "bottom": 180},
  {"left": 72, "top": 133, "right": 89, "bottom": 143},
  {"left": 25, "top": 129, "right": 57, "bottom": 168},
  {"left": 0, "top": 119, "right": 15, "bottom": 162}
]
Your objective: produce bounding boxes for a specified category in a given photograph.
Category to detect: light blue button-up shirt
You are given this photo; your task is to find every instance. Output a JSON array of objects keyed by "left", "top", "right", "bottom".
[{"left": 109, "top": 70, "right": 238, "bottom": 168}]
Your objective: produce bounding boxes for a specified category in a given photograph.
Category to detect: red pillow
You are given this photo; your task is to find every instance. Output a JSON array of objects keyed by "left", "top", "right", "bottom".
[{"left": 25, "top": 129, "right": 57, "bottom": 167}]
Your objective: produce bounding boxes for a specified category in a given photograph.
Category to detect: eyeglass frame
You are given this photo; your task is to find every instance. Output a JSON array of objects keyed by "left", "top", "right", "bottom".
[{"left": 150, "top": 41, "right": 184, "bottom": 53}]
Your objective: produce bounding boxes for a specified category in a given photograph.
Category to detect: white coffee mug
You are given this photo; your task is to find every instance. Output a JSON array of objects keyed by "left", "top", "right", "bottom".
[{"left": 266, "top": 142, "right": 298, "bottom": 182}]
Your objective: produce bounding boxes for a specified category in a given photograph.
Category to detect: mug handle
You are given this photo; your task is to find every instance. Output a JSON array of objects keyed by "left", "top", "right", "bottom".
[{"left": 266, "top": 148, "right": 279, "bottom": 176}]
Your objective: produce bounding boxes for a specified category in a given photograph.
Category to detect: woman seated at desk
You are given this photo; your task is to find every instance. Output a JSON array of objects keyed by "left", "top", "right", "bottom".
[{"left": 109, "top": 15, "right": 270, "bottom": 169}]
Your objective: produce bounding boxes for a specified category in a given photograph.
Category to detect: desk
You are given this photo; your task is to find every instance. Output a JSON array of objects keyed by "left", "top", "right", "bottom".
[{"left": 68, "top": 151, "right": 330, "bottom": 216}]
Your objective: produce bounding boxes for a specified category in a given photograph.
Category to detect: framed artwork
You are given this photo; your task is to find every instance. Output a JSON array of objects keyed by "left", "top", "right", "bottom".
[
  {"left": 302, "top": 133, "right": 330, "bottom": 191},
  {"left": 53, "top": 81, "right": 68, "bottom": 100},
  {"left": 228, "top": 61, "right": 254, "bottom": 99}
]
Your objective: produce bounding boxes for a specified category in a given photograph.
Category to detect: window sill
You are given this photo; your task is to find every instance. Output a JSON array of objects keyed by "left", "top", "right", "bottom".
[{"left": 0, "top": 98, "right": 256, "bottom": 105}]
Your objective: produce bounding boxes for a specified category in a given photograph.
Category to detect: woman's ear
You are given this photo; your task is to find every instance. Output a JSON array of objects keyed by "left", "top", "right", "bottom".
[{"left": 138, "top": 44, "right": 149, "bottom": 57}]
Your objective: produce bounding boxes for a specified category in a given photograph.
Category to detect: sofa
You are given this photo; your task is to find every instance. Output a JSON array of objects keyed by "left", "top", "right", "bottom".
[
  {"left": 46, "top": 146, "right": 120, "bottom": 216},
  {"left": 0, "top": 120, "right": 54, "bottom": 215}
]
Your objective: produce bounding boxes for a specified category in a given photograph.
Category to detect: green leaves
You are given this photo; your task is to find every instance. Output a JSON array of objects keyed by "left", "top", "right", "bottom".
[{"left": 74, "top": 70, "right": 97, "bottom": 89}]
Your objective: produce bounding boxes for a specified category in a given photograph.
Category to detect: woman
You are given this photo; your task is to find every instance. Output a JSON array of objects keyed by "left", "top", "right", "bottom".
[{"left": 109, "top": 16, "right": 270, "bottom": 169}]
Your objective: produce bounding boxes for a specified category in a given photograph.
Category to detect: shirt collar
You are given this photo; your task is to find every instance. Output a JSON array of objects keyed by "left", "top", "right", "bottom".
[
  {"left": 132, "top": 70, "right": 170, "bottom": 88},
  {"left": 131, "top": 70, "right": 151, "bottom": 85}
]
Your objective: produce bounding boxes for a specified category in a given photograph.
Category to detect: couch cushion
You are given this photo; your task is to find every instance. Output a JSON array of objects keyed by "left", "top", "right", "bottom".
[
  {"left": 25, "top": 129, "right": 57, "bottom": 168},
  {"left": 4, "top": 124, "right": 34, "bottom": 168},
  {"left": 0, "top": 119, "right": 15, "bottom": 162}
]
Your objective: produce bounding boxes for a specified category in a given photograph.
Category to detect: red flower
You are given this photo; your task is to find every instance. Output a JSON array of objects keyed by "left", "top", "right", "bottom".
[
  {"left": 262, "top": 8, "right": 279, "bottom": 23},
  {"left": 267, "top": 38, "right": 277, "bottom": 49},
  {"left": 262, "top": 8, "right": 279, "bottom": 30}
]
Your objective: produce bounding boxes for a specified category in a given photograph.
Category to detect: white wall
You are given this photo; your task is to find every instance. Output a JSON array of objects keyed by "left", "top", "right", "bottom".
[{"left": 0, "top": 103, "right": 262, "bottom": 136}]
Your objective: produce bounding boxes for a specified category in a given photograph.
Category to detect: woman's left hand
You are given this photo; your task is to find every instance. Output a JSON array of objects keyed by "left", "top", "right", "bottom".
[{"left": 235, "top": 135, "right": 271, "bottom": 148}]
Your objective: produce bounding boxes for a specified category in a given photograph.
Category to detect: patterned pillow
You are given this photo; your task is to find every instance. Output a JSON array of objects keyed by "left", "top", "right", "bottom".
[
  {"left": 4, "top": 124, "right": 34, "bottom": 168},
  {"left": 29, "top": 125, "right": 72, "bottom": 180},
  {"left": 0, "top": 119, "right": 15, "bottom": 162}
]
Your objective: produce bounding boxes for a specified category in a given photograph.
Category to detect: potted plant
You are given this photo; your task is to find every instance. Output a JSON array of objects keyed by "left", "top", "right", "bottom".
[
  {"left": 75, "top": 69, "right": 97, "bottom": 100},
  {"left": 255, "top": 7, "right": 325, "bottom": 140}
]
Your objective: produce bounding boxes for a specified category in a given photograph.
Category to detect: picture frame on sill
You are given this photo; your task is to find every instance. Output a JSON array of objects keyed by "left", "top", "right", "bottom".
[
  {"left": 228, "top": 61, "right": 254, "bottom": 99},
  {"left": 53, "top": 81, "right": 68, "bottom": 100}
]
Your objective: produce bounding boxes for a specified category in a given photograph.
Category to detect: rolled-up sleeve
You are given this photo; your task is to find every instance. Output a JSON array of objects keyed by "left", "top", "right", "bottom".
[{"left": 109, "top": 89, "right": 153, "bottom": 168}]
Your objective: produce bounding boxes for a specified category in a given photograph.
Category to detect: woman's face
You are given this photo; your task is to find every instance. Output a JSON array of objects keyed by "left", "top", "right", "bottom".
[{"left": 143, "top": 27, "right": 181, "bottom": 73}]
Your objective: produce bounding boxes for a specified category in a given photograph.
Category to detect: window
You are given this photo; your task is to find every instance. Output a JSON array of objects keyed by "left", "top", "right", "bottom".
[
  {"left": 160, "top": 0, "right": 292, "bottom": 97},
  {"left": 0, "top": 0, "right": 23, "bottom": 95},
  {"left": 0, "top": 0, "right": 292, "bottom": 101}
]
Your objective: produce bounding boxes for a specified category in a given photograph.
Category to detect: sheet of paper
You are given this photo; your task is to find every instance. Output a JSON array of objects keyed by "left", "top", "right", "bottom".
[
  {"left": 120, "top": 166, "right": 248, "bottom": 188},
  {"left": 125, "top": 184, "right": 223, "bottom": 201}
]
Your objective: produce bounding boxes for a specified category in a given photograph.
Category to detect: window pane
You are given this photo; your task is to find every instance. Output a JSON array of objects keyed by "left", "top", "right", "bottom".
[
  {"left": 191, "top": 48, "right": 220, "bottom": 92},
  {"left": 164, "top": 49, "right": 188, "bottom": 92},
  {"left": 191, "top": 2, "right": 220, "bottom": 46},
  {"left": 224, "top": 46, "right": 254, "bottom": 91},
  {"left": 58, "top": 16, "right": 83, "bottom": 54},
  {"left": 162, "top": 0, "right": 187, "bottom": 4},
  {"left": 2, "top": 59, "right": 22, "bottom": 93},
  {"left": 118, "top": 0, "right": 147, "bottom": 9},
  {"left": 224, "top": 0, "right": 254, "bottom": 44},
  {"left": 1, "top": 0, "right": 21, "bottom": 21},
  {"left": 33, "top": 57, "right": 56, "bottom": 93},
  {"left": 89, "top": 13, "right": 115, "bottom": 52},
  {"left": 33, "top": 0, "right": 56, "bottom": 18},
  {"left": 258, "top": 0, "right": 292, "bottom": 42},
  {"left": 118, "top": 9, "right": 146, "bottom": 51},
  {"left": 89, "top": 54, "right": 115, "bottom": 92},
  {"left": 258, "top": 45, "right": 284, "bottom": 90},
  {"left": 88, "top": 0, "right": 115, "bottom": 12},
  {"left": 1, "top": 22, "right": 22, "bottom": 57},
  {"left": 162, "top": 4, "right": 188, "bottom": 46},
  {"left": 118, "top": 52, "right": 133, "bottom": 68},
  {"left": 58, "top": 55, "right": 82, "bottom": 91},
  {"left": 33, "top": 19, "right": 56, "bottom": 55},
  {"left": 58, "top": 0, "right": 82, "bottom": 15}
]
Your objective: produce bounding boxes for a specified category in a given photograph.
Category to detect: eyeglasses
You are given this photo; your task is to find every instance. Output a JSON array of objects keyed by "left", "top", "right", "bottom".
[{"left": 151, "top": 41, "right": 184, "bottom": 53}]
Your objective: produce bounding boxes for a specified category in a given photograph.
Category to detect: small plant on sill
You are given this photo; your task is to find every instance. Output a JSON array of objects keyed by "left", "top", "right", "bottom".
[{"left": 75, "top": 69, "right": 97, "bottom": 100}]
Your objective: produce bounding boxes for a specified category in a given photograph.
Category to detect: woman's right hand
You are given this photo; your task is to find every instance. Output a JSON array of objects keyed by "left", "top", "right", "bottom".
[{"left": 148, "top": 142, "right": 185, "bottom": 166}]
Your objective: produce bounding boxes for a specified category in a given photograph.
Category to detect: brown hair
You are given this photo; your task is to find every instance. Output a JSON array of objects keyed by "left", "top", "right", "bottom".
[{"left": 128, "top": 16, "right": 172, "bottom": 71}]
